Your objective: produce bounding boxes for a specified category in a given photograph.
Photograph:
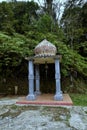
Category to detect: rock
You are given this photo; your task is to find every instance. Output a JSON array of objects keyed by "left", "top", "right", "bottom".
[
  {"left": 0, "top": 97, "right": 87, "bottom": 130},
  {"left": 0, "top": 107, "right": 9, "bottom": 115},
  {"left": 69, "top": 113, "right": 86, "bottom": 130}
]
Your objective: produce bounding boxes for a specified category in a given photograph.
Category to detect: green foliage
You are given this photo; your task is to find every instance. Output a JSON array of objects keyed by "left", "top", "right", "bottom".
[
  {"left": 54, "top": 41, "right": 87, "bottom": 76},
  {"left": 81, "top": 2, "right": 87, "bottom": 35},
  {"left": 0, "top": 1, "right": 39, "bottom": 34},
  {"left": 0, "top": 2, "right": 14, "bottom": 34},
  {"left": 70, "top": 93, "right": 87, "bottom": 106},
  {"left": 36, "top": 14, "right": 53, "bottom": 32},
  {"left": 0, "top": 32, "right": 37, "bottom": 78},
  {"left": 61, "top": 0, "right": 87, "bottom": 53},
  {"left": 0, "top": 30, "right": 87, "bottom": 78}
]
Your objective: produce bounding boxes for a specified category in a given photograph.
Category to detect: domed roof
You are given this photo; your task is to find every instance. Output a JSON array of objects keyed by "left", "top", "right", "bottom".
[{"left": 34, "top": 39, "right": 57, "bottom": 57}]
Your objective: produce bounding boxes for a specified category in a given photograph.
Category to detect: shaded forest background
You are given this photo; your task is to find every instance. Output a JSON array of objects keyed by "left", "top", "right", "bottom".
[{"left": 0, "top": 0, "right": 87, "bottom": 95}]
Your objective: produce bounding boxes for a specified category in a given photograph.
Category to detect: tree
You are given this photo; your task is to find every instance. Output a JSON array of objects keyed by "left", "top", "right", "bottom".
[
  {"left": 0, "top": 2, "right": 14, "bottom": 34},
  {"left": 60, "top": 0, "right": 87, "bottom": 87},
  {"left": 61, "top": 0, "right": 84, "bottom": 49},
  {"left": 81, "top": 2, "right": 87, "bottom": 42}
]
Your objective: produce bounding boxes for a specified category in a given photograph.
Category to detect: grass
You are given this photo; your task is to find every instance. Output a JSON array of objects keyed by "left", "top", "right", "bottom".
[{"left": 70, "top": 93, "right": 87, "bottom": 106}]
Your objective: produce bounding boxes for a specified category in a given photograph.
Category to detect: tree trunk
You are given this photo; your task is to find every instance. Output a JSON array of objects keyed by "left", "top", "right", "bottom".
[{"left": 45, "top": 0, "right": 53, "bottom": 15}]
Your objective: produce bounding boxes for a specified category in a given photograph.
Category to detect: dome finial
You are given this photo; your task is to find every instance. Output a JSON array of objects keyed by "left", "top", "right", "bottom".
[{"left": 34, "top": 39, "right": 57, "bottom": 57}]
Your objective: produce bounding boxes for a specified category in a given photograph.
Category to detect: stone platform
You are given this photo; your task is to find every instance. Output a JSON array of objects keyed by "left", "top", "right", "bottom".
[{"left": 16, "top": 94, "right": 73, "bottom": 106}]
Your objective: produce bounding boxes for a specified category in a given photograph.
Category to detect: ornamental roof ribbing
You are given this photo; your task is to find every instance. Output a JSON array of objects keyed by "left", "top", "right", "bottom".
[{"left": 34, "top": 39, "right": 57, "bottom": 57}]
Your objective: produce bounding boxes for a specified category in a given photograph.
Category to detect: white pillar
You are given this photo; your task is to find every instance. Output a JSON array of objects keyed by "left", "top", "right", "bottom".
[
  {"left": 26, "top": 60, "right": 36, "bottom": 100},
  {"left": 54, "top": 58, "right": 63, "bottom": 100}
]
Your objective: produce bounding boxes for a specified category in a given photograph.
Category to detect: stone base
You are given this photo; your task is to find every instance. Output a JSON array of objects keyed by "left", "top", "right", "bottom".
[
  {"left": 54, "top": 93, "right": 63, "bottom": 101},
  {"left": 16, "top": 94, "right": 73, "bottom": 106},
  {"left": 26, "top": 94, "right": 36, "bottom": 100}
]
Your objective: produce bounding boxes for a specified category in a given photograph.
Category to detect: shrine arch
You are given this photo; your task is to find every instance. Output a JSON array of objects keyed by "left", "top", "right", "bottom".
[{"left": 26, "top": 39, "right": 63, "bottom": 101}]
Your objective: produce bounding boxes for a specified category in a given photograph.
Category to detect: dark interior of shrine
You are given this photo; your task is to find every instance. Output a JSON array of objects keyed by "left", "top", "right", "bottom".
[{"left": 38, "top": 63, "right": 55, "bottom": 93}]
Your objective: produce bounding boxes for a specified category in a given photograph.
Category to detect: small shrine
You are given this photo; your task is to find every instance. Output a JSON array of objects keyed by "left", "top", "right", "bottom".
[{"left": 26, "top": 39, "right": 63, "bottom": 101}]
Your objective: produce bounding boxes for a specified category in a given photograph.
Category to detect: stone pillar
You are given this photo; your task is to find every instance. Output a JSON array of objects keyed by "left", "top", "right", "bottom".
[
  {"left": 26, "top": 60, "right": 36, "bottom": 100},
  {"left": 35, "top": 64, "right": 41, "bottom": 95},
  {"left": 54, "top": 58, "right": 63, "bottom": 100}
]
